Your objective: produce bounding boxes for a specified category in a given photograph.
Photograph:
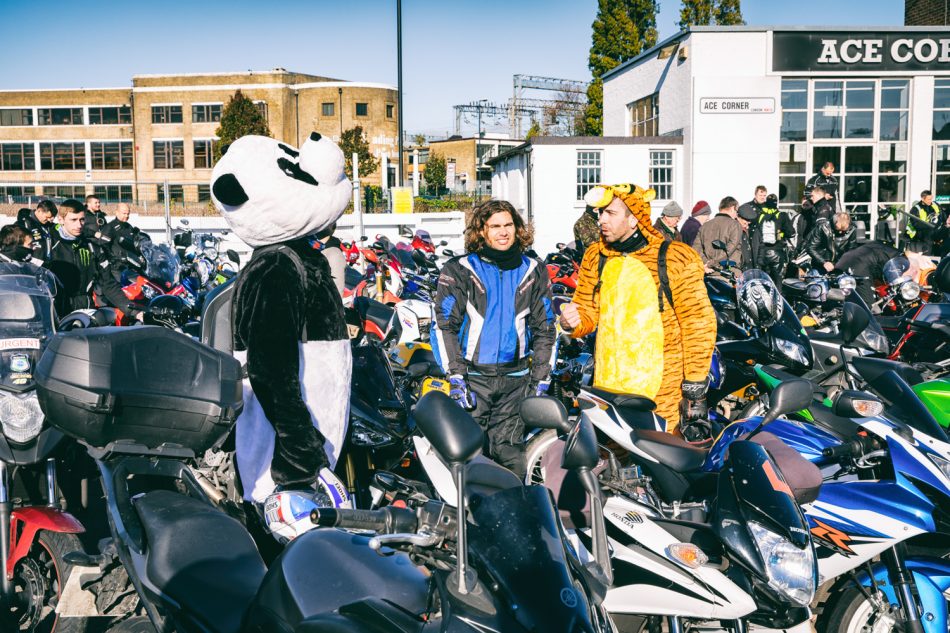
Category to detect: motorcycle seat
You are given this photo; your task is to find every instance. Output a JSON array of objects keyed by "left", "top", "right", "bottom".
[
  {"left": 134, "top": 490, "right": 266, "bottom": 633},
  {"left": 629, "top": 429, "right": 707, "bottom": 473},
  {"left": 586, "top": 386, "right": 656, "bottom": 411},
  {"left": 354, "top": 296, "right": 395, "bottom": 331}
]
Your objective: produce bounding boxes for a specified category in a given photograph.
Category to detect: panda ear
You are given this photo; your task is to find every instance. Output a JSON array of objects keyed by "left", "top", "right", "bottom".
[{"left": 212, "top": 173, "right": 249, "bottom": 206}]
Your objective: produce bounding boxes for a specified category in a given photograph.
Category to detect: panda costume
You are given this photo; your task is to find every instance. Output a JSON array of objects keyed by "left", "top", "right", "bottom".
[{"left": 211, "top": 132, "right": 352, "bottom": 503}]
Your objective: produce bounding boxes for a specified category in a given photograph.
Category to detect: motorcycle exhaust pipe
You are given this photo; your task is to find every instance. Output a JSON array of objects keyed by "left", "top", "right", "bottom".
[
  {"left": 0, "top": 462, "right": 12, "bottom": 602},
  {"left": 194, "top": 471, "right": 227, "bottom": 505}
]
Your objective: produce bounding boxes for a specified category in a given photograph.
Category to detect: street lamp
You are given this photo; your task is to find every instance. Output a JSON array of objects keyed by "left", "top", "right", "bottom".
[{"left": 338, "top": 87, "right": 343, "bottom": 137}]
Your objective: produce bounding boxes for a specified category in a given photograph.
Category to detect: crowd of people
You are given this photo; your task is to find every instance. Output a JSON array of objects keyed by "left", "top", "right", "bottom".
[
  {"left": 0, "top": 195, "right": 146, "bottom": 319},
  {"left": 574, "top": 162, "right": 950, "bottom": 308}
]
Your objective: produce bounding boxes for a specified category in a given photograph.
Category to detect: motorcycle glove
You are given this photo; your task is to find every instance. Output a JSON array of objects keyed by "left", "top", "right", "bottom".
[
  {"left": 679, "top": 378, "right": 710, "bottom": 424},
  {"left": 448, "top": 374, "right": 477, "bottom": 410}
]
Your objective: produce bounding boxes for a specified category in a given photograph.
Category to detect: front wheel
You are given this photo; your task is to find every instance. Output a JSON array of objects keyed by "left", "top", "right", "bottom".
[
  {"left": 10, "top": 530, "right": 87, "bottom": 633},
  {"left": 821, "top": 583, "right": 903, "bottom": 633},
  {"left": 524, "top": 429, "right": 560, "bottom": 486}
]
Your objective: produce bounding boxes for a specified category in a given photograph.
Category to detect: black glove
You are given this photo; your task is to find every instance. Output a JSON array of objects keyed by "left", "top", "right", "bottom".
[{"left": 679, "top": 378, "right": 709, "bottom": 424}]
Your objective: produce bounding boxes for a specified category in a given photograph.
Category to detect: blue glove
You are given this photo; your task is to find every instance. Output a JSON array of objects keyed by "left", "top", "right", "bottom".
[
  {"left": 533, "top": 380, "right": 550, "bottom": 396},
  {"left": 448, "top": 374, "right": 477, "bottom": 410}
]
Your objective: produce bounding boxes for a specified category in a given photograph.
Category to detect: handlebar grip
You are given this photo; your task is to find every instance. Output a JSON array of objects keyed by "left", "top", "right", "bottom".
[
  {"left": 822, "top": 436, "right": 879, "bottom": 460},
  {"left": 310, "top": 506, "right": 418, "bottom": 533}
]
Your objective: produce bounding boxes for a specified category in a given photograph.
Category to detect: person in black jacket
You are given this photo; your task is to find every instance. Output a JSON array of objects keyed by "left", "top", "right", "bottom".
[
  {"left": 834, "top": 240, "right": 901, "bottom": 308},
  {"left": 804, "top": 162, "right": 839, "bottom": 206},
  {"left": 803, "top": 211, "right": 857, "bottom": 273},
  {"left": 46, "top": 199, "right": 137, "bottom": 319},
  {"left": 432, "top": 199, "right": 555, "bottom": 478},
  {"left": 101, "top": 202, "right": 147, "bottom": 280},
  {"left": 751, "top": 194, "right": 795, "bottom": 287},
  {"left": 15, "top": 200, "right": 56, "bottom": 261}
]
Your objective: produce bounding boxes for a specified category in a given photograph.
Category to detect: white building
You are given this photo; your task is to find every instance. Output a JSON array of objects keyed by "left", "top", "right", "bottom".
[
  {"left": 489, "top": 136, "right": 684, "bottom": 255},
  {"left": 602, "top": 25, "right": 950, "bottom": 239}
]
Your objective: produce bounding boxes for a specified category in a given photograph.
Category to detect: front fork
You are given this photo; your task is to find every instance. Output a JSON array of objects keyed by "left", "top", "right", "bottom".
[{"left": 882, "top": 546, "right": 927, "bottom": 633}]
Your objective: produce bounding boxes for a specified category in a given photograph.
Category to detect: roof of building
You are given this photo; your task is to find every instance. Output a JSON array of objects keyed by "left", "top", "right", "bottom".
[
  {"left": 602, "top": 25, "right": 950, "bottom": 82},
  {"left": 486, "top": 135, "right": 684, "bottom": 165}
]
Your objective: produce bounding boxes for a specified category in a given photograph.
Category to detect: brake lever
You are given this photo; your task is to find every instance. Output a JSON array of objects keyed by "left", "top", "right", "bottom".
[{"left": 369, "top": 531, "right": 440, "bottom": 552}]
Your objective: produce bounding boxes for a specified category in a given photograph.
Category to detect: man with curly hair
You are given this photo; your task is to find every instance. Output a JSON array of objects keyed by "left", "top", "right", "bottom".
[
  {"left": 559, "top": 184, "right": 716, "bottom": 433},
  {"left": 431, "top": 199, "right": 555, "bottom": 477}
]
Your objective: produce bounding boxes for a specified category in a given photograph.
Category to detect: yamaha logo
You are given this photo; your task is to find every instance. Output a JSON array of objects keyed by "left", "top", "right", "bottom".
[{"left": 559, "top": 587, "right": 578, "bottom": 608}]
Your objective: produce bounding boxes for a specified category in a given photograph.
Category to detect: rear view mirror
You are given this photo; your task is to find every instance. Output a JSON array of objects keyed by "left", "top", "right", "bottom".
[
  {"left": 442, "top": 249, "right": 455, "bottom": 258},
  {"left": 413, "top": 391, "right": 483, "bottom": 464},
  {"left": 439, "top": 240, "right": 448, "bottom": 246},
  {"left": 761, "top": 379, "right": 814, "bottom": 426},
  {"left": 519, "top": 396, "right": 571, "bottom": 434},
  {"left": 839, "top": 301, "right": 870, "bottom": 345},
  {"left": 399, "top": 226, "right": 413, "bottom": 238},
  {"left": 561, "top": 418, "right": 599, "bottom": 471},
  {"left": 227, "top": 249, "right": 240, "bottom": 264},
  {"left": 556, "top": 242, "right": 566, "bottom": 250},
  {"left": 712, "top": 239, "right": 727, "bottom": 251},
  {"left": 359, "top": 235, "right": 369, "bottom": 242}
]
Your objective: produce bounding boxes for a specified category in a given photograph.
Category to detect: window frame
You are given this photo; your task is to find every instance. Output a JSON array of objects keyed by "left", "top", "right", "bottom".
[
  {"left": 648, "top": 150, "right": 674, "bottom": 201},
  {"left": 355, "top": 102, "right": 369, "bottom": 117},
  {"left": 575, "top": 150, "right": 602, "bottom": 202},
  {"left": 193, "top": 139, "right": 214, "bottom": 169},
  {"left": 0, "top": 143, "right": 36, "bottom": 171},
  {"left": 628, "top": 93, "right": 659, "bottom": 138},
  {"left": 151, "top": 104, "right": 183, "bottom": 124},
  {"left": 191, "top": 103, "right": 222, "bottom": 123},
  {"left": 37, "top": 107, "right": 83, "bottom": 126},
  {"left": 39, "top": 142, "right": 86, "bottom": 170},
  {"left": 0, "top": 108, "right": 34, "bottom": 126},
  {"left": 88, "top": 106, "right": 132, "bottom": 125},
  {"left": 152, "top": 139, "right": 185, "bottom": 169},
  {"left": 90, "top": 141, "right": 133, "bottom": 170}
]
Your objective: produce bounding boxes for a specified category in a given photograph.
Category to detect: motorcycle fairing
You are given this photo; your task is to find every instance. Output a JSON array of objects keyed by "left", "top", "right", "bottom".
[{"left": 854, "top": 556, "right": 950, "bottom": 633}]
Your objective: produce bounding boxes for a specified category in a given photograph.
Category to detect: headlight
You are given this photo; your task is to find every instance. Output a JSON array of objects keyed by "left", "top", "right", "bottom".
[
  {"left": 805, "top": 283, "right": 825, "bottom": 301},
  {"left": 863, "top": 329, "right": 890, "bottom": 355},
  {"left": 900, "top": 282, "right": 921, "bottom": 302},
  {"left": 748, "top": 521, "right": 816, "bottom": 606},
  {"left": 928, "top": 454, "right": 950, "bottom": 482},
  {"left": 350, "top": 418, "right": 394, "bottom": 448},
  {"left": 204, "top": 247, "right": 218, "bottom": 261},
  {"left": 837, "top": 274, "right": 857, "bottom": 291},
  {"left": 775, "top": 338, "right": 811, "bottom": 366},
  {"left": 0, "top": 392, "right": 44, "bottom": 443}
]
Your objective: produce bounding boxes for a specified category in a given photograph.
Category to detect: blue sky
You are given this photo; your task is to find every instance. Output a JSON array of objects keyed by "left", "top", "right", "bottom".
[{"left": 0, "top": 0, "right": 904, "bottom": 137}]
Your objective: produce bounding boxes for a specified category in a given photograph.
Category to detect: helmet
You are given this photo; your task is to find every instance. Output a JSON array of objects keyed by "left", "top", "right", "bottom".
[
  {"left": 144, "top": 294, "right": 189, "bottom": 329},
  {"left": 736, "top": 269, "right": 783, "bottom": 329},
  {"left": 932, "top": 255, "right": 950, "bottom": 295}
]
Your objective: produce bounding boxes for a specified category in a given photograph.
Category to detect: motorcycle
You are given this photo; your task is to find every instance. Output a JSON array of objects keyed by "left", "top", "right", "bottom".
[
  {"left": 0, "top": 262, "right": 89, "bottom": 633},
  {"left": 35, "top": 327, "right": 612, "bottom": 632}
]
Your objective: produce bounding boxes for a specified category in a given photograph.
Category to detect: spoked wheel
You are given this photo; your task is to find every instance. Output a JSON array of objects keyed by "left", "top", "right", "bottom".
[
  {"left": 524, "top": 429, "right": 560, "bottom": 486},
  {"left": 823, "top": 584, "right": 905, "bottom": 633},
  {"left": 9, "top": 530, "right": 87, "bottom": 632}
]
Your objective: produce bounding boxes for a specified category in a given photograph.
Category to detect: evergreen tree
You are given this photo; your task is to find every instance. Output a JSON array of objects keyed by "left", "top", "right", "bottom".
[
  {"left": 585, "top": 0, "right": 658, "bottom": 135},
  {"left": 679, "top": 0, "right": 744, "bottom": 29},
  {"left": 213, "top": 90, "right": 270, "bottom": 162},
  {"left": 339, "top": 125, "right": 379, "bottom": 181},
  {"left": 525, "top": 120, "right": 543, "bottom": 140},
  {"left": 424, "top": 153, "right": 447, "bottom": 195}
]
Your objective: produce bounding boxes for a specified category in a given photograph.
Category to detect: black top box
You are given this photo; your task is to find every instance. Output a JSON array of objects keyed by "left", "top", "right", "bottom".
[{"left": 36, "top": 326, "right": 243, "bottom": 456}]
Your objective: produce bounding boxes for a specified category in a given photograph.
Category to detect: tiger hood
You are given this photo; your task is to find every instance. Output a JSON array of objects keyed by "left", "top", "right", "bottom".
[{"left": 588, "top": 184, "right": 666, "bottom": 256}]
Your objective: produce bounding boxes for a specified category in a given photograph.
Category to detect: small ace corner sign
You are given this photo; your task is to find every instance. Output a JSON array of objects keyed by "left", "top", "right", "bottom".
[{"left": 700, "top": 98, "right": 775, "bottom": 114}]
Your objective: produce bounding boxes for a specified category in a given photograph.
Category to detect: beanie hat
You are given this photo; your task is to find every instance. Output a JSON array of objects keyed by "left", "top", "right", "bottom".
[
  {"left": 662, "top": 201, "right": 683, "bottom": 217},
  {"left": 691, "top": 200, "right": 712, "bottom": 217}
]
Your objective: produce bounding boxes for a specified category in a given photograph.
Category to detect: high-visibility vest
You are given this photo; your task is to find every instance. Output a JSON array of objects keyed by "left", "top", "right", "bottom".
[{"left": 907, "top": 203, "right": 938, "bottom": 239}]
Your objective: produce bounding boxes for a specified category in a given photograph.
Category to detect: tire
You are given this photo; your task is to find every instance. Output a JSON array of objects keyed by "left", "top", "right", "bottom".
[
  {"left": 10, "top": 530, "right": 88, "bottom": 633},
  {"left": 108, "top": 617, "right": 156, "bottom": 633},
  {"left": 523, "top": 429, "right": 560, "bottom": 486},
  {"left": 821, "top": 583, "right": 904, "bottom": 633}
]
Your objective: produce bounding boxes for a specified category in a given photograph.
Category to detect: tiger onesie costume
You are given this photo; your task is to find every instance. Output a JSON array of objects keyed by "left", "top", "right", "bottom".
[{"left": 568, "top": 184, "right": 716, "bottom": 432}]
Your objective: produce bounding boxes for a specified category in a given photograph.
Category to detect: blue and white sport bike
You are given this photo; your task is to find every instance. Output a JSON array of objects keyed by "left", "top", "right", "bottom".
[{"left": 708, "top": 388, "right": 950, "bottom": 633}]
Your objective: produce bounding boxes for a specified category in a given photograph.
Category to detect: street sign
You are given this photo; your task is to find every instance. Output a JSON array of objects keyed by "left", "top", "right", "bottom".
[{"left": 699, "top": 98, "right": 775, "bottom": 114}]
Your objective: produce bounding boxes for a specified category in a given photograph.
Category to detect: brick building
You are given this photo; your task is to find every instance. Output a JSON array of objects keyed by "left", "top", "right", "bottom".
[
  {"left": 406, "top": 135, "right": 521, "bottom": 194},
  {"left": 906, "top": 0, "right": 950, "bottom": 25},
  {"left": 0, "top": 69, "right": 397, "bottom": 207}
]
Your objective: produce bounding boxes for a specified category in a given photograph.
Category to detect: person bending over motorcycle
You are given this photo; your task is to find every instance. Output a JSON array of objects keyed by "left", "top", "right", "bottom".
[
  {"left": 559, "top": 184, "right": 716, "bottom": 433},
  {"left": 833, "top": 239, "right": 901, "bottom": 308},
  {"left": 432, "top": 200, "right": 555, "bottom": 478},
  {"left": 47, "top": 199, "right": 138, "bottom": 320},
  {"left": 802, "top": 211, "right": 856, "bottom": 273}
]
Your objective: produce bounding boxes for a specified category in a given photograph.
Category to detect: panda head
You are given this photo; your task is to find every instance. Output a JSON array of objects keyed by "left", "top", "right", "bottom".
[{"left": 210, "top": 132, "right": 350, "bottom": 247}]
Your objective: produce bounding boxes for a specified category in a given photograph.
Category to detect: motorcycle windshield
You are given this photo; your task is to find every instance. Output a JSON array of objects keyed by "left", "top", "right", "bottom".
[
  {"left": 140, "top": 243, "right": 181, "bottom": 289},
  {"left": 0, "top": 263, "right": 56, "bottom": 342},
  {"left": 414, "top": 229, "right": 433, "bottom": 246},
  {"left": 844, "top": 292, "right": 890, "bottom": 354},
  {"left": 883, "top": 256, "right": 912, "bottom": 285},
  {"left": 469, "top": 485, "right": 594, "bottom": 633}
]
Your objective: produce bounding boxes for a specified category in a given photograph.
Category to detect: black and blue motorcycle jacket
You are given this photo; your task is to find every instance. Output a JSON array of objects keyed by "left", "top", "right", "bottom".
[{"left": 431, "top": 252, "right": 555, "bottom": 382}]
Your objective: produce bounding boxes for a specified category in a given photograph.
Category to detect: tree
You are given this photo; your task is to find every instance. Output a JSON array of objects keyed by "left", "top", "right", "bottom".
[
  {"left": 413, "top": 133, "right": 427, "bottom": 146},
  {"left": 338, "top": 125, "right": 379, "bottom": 181},
  {"left": 423, "top": 152, "right": 447, "bottom": 195},
  {"left": 525, "top": 120, "right": 543, "bottom": 140},
  {"left": 679, "top": 0, "right": 744, "bottom": 29},
  {"left": 214, "top": 90, "right": 270, "bottom": 161},
  {"left": 585, "top": 0, "right": 658, "bottom": 135}
]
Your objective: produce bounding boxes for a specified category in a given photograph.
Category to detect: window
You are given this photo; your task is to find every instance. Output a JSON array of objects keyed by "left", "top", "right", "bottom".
[
  {"left": 649, "top": 150, "right": 674, "bottom": 200},
  {"left": 90, "top": 142, "right": 133, "bottom": 170},
  {"left": 157, "top": 184, "right": 185, "bottom": 204},
  {"left": 780, "top": 79, "right": 807, "bottom": 142},
  {"left": 778, "top": 144, "right": 807, "bottom": 209},
  {"left": 88, "top": 106, "right": 131, "bottom": 125},
  {"left": 629, "top": 94, "right": 658, "bottom": 137},
  {"left": 575, "top": 150, "right": 602, "bottom": 201},
  {"left": 192, "top": 104, "right": 222, "bottom": 123},
  {"left": 197, "top": 184, "right": 211, "bottom": 202},
  {"left": 0, "top": 108, "right": 33, "bottom": 126},
  {"left": 322, "top": 102, "right": 335, "bottom": 117},
  {"left": 935, "top": 79, "right": 950, "bottom": 141},
  {"left": 93, "top": 185, "right": 133, "bottom": 202},
  {"left": 386, "top": 104, "right": 394, "bottom": 119},
  {"left": 151, "top": 105, "right": 183, "bottom": 124},
  {"left": 37, "top": 108, "right": 83, "bottom": 125},
  {"left": 355, "top": 102, "right": 368, "bottom": 117},
  {"left": 153, "top": 140, "right": 184, "bottom": 169},
  {"left": 1, "top": 143, "right": 36, "bottom": 171},
  {"left": 194, "top": 140, "right": 214, "bottom": 169},
  {"left": 812, "top": 80, "right": 874, "bottom": 140},
  {"left": 880, "top": 80, "right": 909, "bottom": 142},
  {"left": 254, "top": 101, "right": 268, "bottom": 123},
  {"left": 932, "top": 144, "right": 950, "bottom": 200},
  {"left": 46, "top": 186, "right": 85, "bottom": 199},
  {"left": 0, "top": 186, "right": 37, "bottom": 200},
  {"left": 39, "top": 142, "right": 85, "bottom": 170}
]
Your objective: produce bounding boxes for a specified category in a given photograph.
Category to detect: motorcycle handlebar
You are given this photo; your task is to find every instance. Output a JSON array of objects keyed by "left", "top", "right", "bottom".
[
  {"left": 310, "top": 506, "right": 418, "bottom": 534},
  {"left": 821, "top": 435, "right": 880, "bottom": 461}
]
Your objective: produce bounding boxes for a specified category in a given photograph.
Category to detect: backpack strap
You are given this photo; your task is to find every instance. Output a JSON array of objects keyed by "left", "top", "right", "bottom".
[
  {"left": 594, "top": 252, "right": 607, "bottom": 292},
  {"left": 657, "top": 239, "right": 674, "bottom": 313}
]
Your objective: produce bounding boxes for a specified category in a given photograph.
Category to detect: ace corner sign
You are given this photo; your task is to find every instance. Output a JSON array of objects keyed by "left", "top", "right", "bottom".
[
  {"left": 772, "top": 31, "right": 950, "bottom": 72},
  {"left": 700, "top": 98, "right": 775, "bottom": 114}
]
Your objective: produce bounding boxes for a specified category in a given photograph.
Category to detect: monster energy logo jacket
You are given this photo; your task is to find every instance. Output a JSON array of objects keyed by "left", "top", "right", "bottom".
[{"left": 48, "top": 226, "right": 129, "bottom": 318}]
